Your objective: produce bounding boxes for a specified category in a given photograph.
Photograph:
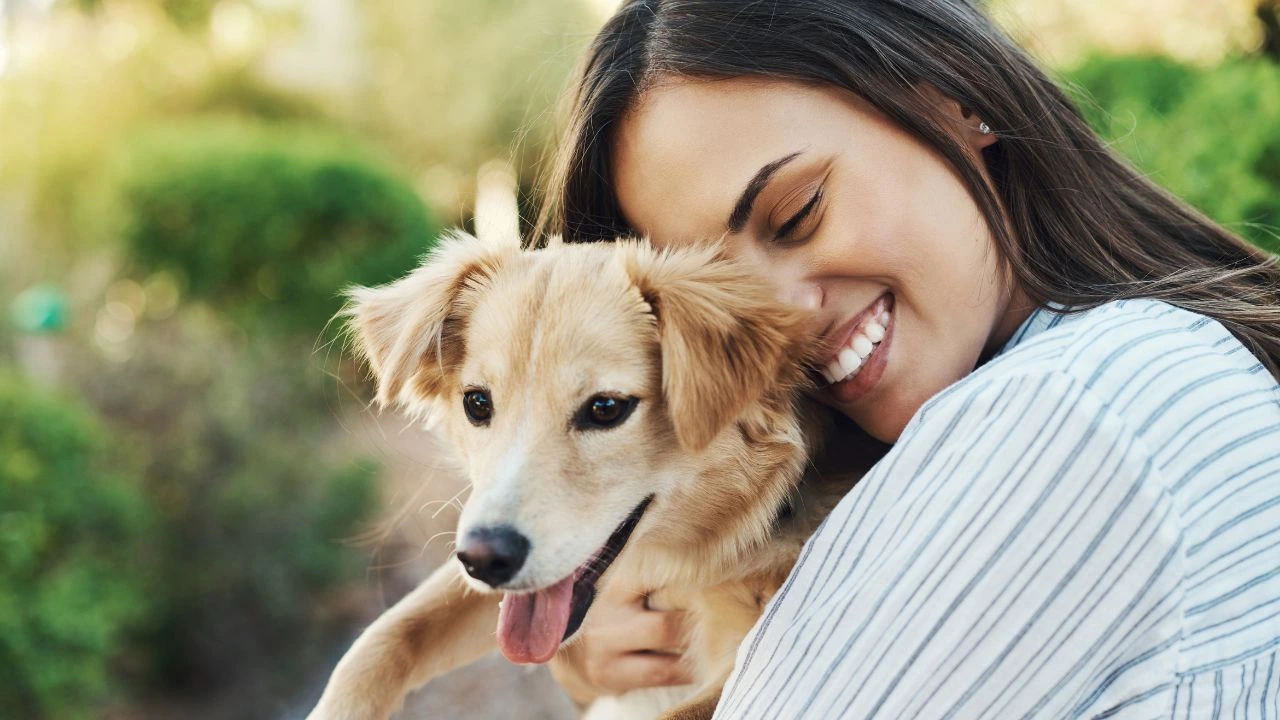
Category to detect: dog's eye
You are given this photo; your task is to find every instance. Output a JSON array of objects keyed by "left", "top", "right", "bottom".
[
  {"left": 575, "top": 395, "right": 638, "bottom": 430},
  {"left": 463, "top": 389, "right": 493, "bottom": 426}
]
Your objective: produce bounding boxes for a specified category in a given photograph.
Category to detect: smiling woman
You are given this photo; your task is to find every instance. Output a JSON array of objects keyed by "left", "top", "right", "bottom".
[
  {"left": 610, "top": 78, "right": 1022, "bottom": 441},
  {"left": 538, "top": 0, "right": 1280, "bottom": 718}
]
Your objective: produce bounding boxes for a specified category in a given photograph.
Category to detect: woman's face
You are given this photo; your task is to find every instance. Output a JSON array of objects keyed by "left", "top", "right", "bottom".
[{"left": 612, "top": 77, "right": 1031, "bottom": 442}]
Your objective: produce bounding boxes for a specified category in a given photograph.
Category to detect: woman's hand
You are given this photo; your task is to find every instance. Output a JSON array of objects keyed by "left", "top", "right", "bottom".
[{"left": 549, "top": 582, "right": 693, "bottom": 707}]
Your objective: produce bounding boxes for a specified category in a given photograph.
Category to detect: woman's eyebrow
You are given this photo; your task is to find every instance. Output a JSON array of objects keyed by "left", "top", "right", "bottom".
[{"left": 727, "top": 151, "right": 803, "bottom": 233}]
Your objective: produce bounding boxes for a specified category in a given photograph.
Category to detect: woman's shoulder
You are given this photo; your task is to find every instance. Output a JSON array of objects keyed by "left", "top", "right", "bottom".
[
  {"left": 984, "top": 298, "right": 1274, "bottom": 403},
  {"left": 917, "top": 298, "right": 1279, "bottom": 452}
]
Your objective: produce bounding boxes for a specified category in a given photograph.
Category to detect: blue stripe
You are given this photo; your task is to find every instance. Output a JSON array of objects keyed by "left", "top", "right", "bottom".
[
  {"left": 1216, "top": 669, "right": 1225, "bottom": 720},
  {"left": 1091, "top": 680, "right": 1175, "bottom": 718},
  {"left": 1261, "top": 653, "right": 1274, "bottom": 718},
  {"left": 1187, "top": 637, "right": 1280, "bottom": 676},
  {"left": 1245, "top": 660, "right": 1259, "bottom": 720},
  {"left": 1135, "top": 367, "right": 1252, "bottom": 436},
  {"left": 1173, "top": 423, "right": 1280, "bottom": 493},
  {"left": 1191, "top": 676, "right": 1197, "bottom": 720},
  {"left": 1188, "top": 606, "right": 1280, "bottom": 654},
  {"left": 1116, "top": 346, "right": 1221, "bottom": 416},
  {"left": 1187, "top": 490, "right": 1280, "bottom": 562},
  {"left": 1189, "top": 530, "right": 1280, "bottom": 591},
  {"left": 1150, "top": 390, "right": 1266, "bottom": 462}
]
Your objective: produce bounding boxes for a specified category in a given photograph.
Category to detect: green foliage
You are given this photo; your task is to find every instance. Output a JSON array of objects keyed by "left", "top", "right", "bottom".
[
  {"left": 116, "top": 119, "right": 439, "bottom": 336},
  {"left": 1068, "top": 55, "right": 1280, "bottom": 253},
  {"left": 0, "top": 373, "right": 154, "bottom": 719},
  {"left": 77, "top": 310, "right": 380, "bottom": 709}
]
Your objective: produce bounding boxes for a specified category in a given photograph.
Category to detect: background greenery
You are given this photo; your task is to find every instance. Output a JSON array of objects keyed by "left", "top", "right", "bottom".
[
  {"left": 0, "top": 1, "right": 1277, "bottom": 718},
  {"left": 1067, "top": 55, "right": 1280, "bottom": 253}
]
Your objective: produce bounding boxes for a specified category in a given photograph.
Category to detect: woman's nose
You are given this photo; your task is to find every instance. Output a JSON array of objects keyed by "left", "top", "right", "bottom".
[{"left": 783, "top": 282, "right": 823, "bottom": 311}]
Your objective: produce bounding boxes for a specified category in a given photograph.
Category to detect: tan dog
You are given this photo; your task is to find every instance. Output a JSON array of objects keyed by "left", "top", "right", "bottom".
[{"left": 308, "top": 176, "right": 864, "bottom": 720}]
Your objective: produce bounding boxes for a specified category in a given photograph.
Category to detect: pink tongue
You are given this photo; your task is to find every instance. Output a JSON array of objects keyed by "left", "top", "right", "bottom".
[{"left": 496, "top": 575, "right": 575, "bottom": 664}]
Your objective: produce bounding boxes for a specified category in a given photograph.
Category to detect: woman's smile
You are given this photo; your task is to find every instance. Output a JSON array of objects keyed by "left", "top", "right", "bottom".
[{"left": 819, "top": 292, "right": 894, "bottom": 404}]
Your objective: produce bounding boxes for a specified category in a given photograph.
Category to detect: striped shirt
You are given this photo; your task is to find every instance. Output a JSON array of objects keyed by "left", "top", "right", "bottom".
[{"left": 715, "top": 299, "right": 1280, "bottom": 719}]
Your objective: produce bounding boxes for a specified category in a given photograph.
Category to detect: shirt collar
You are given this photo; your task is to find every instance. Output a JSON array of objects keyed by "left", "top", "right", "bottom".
[{"left": 994, "top": 303, "right": 1065, "bottom": 358}]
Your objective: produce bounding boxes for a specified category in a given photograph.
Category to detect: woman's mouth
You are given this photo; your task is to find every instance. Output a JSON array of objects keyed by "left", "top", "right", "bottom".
[{"left": 819, "top": 293, "right": 894, "bottom": 402}]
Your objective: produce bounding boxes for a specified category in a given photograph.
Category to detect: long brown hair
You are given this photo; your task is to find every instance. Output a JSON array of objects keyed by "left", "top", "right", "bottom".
[{"left": 536, "top": 0, "right": 1280, "bottom": 378}]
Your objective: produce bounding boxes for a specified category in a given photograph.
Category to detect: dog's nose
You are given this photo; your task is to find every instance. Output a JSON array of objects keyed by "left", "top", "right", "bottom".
[{"left": 456, "top": 526, "right": 530, "bottom": 587}]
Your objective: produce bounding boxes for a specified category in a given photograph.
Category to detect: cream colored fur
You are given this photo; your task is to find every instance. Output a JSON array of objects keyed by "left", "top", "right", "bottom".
[{"left": 307, "top": 173, "right": 864, "bottom": 720}]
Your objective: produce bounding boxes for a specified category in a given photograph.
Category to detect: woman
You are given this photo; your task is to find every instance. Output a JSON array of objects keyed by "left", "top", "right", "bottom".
[{"left": 541, "top": 0, "right": 1280, "bottom": 717}]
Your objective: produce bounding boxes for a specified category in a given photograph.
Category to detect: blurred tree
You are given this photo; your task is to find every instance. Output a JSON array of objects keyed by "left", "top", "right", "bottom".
[
  {"left": 0, "top": 2, "right": 320, "bottom": 280},
  {"left": 75, "top": 310, "right": 380, "bottom": 714},
  {"left": 0, "top": 373, "right": 154, "bottom": 719},
  {"left": 66, "top": 0, "right": 242, "bottom": 31},
  {"left": 356, "top": 0, "right": 600, "bottom": 214},
  {"left": 114, "top": 118, "right": 439, "bottom": 336},
  {"left": 994, "top": 0, "right": 1264, "bottom": 66},
  {"left": 1070, "top": 55, "right": 1280, "bottom": 254},
  {"left": 1259, "top": 0, "right": 1280, "bottom": 59}
]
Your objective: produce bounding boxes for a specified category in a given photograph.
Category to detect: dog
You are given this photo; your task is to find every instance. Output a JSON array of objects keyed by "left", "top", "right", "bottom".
[{"left": 308, "top": 171, "right": 866, "bottom": 720}]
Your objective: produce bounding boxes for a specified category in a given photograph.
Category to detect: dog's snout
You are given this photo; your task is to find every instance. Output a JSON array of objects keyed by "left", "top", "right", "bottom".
[{"left": 456, "top": 526, "right": 530, "bottom": 587}]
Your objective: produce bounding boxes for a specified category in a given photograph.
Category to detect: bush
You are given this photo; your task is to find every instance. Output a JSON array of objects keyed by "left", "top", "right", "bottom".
[
  {"left": 0, "top": 372, "right": 154, "bottom": 719},
  {"left": 1068, "top": 55, "right": 1280, "bottom": 254},
  {"left": 116, "top": 119, "right": 440, "bottom": 336},
  {"left": 75, "top": 309, "right": 380, "bottom": 712}
]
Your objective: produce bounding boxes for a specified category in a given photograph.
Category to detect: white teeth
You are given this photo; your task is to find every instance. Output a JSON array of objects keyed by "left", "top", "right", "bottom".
[
  {"left": 825, "top": 360, "right": 843, "bottom": 382},
  {"left": 852, "top": 335, "right": 875, "bottom": 359},
  {"left": 822, "top": 305, "right": 893, "bottom": 385},
  {"left": 837, "top": 348, "right": 862, "bottom": 378}
]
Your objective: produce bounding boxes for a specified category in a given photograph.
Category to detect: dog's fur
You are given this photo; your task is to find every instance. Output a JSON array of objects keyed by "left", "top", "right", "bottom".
[{"left": 308, "top": 178, "right": 864, "bottom": 720}]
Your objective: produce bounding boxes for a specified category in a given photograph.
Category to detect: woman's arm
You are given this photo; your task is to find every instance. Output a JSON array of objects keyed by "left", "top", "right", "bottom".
[{"left": 714, "top": 371, "right": 1184, "bottom": 719}]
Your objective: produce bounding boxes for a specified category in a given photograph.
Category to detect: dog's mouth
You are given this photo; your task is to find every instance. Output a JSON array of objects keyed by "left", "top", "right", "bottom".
[{"left": 495, "top": 495, "right": 654, "bottom": 665}]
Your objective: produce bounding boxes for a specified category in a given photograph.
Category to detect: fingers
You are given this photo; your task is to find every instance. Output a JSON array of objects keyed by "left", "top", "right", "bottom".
[
  {"left": 548, "top": 581, "right": 694, "bottom": 699},
  {"left": 598, "top": 578, "right": 651, "bottom": 609},
  {"left": 632, "top": 606, "right": 688, "bottom": 653},
  {"left": 597, "top": 652, "right": 695, "bottom": 692},
  {"left": 593, "top": 604, "right": 688, "bottom": 655}
]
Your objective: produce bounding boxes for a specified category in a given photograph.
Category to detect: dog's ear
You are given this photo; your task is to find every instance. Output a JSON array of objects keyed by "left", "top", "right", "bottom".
[
  {"left": 623, "top": 243, "right": 812, "bottom": 452},
  {"left": 344, "top": 231, "right": 511, "bottom": 407}
]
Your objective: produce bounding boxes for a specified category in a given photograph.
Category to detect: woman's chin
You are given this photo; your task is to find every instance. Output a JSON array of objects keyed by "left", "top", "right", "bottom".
[{"left": 811, "top": 391, "right": 911, "bottom": 445}]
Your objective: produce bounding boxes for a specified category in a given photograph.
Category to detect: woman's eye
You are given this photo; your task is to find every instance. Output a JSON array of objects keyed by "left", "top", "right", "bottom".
[
  {"left": 463, "top": 389, "right": 493, "bottom": 426},
  {"left": 774, "top": 186, "right": 824, "bottom": 244},
  {"left": 575, "top": 395, "right": 639, "bottom": 430}
]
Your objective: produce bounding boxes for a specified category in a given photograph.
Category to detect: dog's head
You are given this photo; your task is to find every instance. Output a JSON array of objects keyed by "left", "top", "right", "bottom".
[{"left": 344, "top": 182, "right": 810, "bottom": 663}]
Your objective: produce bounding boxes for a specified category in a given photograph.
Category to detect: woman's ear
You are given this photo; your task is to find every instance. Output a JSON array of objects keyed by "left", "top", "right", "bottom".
[
  {"left": 622, "top": 242, "right": 813, "bottom": 452},
  {"left": 343, "top": 231, "right": 512, "bottom": 408},
  {"left": 919, "top": 83, "right": 998, "bottom": 152}
]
